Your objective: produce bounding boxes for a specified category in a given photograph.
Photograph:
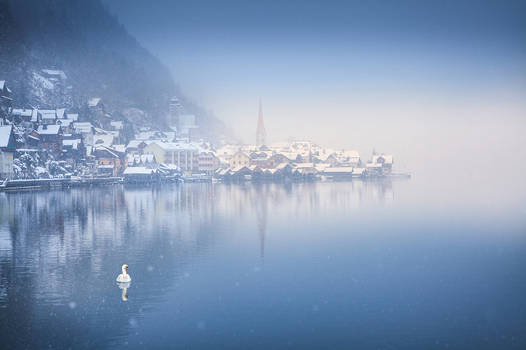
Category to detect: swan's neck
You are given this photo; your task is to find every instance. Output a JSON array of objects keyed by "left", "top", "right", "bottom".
[{"left": 122, "top": 268, "right": 127, "bottom": 276}]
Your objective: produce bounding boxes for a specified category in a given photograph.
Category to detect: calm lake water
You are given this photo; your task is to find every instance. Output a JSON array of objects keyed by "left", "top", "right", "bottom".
[{"left": 1, "top": 179, "right": 525, "bottom": 349}]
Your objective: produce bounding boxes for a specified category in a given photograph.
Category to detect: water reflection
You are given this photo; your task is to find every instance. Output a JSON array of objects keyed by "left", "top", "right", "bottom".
[
  {"left": 0, "top": 180, "right": 414, "bottom": 348},
  {"left": 117, "top": 282, "right": 131, "bottom": 301}
]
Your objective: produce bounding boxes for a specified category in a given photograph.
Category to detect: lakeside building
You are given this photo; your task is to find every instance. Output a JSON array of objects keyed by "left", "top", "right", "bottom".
[
  {"left": 229, "top": 151, "right": 250, "bottom": 168},
  {"left": 34, "top": 125, "right": 63, "bottom": 153},
  {"left": 371, "top": 154, "right": 393, "bottom": 174},
  {"left": 144, "top": 141, "right": 199, "bottom": 174},
  {"left": 0, "top": 125, "right": 15, "bottom": 179},
  {"left": 198, "top": 151, "right": 221, "bottom": 174},
  {"left": 0, "top": 81, "right": 13, "bottom": 123},
  {"left": 93, "top": 145, "right": 127, "bottom": 177}
]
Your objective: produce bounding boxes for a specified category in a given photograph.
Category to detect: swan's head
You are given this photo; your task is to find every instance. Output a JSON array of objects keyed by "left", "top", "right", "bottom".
[{"left": 122, "top": 264, "right": 129, "bottom": 272}]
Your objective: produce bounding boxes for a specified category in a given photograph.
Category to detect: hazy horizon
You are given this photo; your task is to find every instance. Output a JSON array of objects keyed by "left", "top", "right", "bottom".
[{"left": 102, "top": 0, "right": 526, "bottom": 183}]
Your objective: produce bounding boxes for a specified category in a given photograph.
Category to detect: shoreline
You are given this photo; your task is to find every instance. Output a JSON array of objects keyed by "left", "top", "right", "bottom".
[{"left": 0, "top": 173, "right": 411, "bottom": 193}]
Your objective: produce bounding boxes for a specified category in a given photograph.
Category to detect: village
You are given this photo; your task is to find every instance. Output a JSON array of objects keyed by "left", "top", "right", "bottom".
[{"left": 0, "top": 75, "right": 400, "bottom": 190}]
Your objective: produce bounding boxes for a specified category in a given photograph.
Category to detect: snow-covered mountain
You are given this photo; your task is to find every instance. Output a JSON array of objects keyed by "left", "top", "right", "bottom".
[{"left": 0, "top": 0, "right": 228, "bottom": 141}]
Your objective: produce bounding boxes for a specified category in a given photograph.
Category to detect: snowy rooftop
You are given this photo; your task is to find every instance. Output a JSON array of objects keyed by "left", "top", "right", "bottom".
[
  {"left": 93, "top": 134, "right": 114, "bottom": 147},
  {"left": 93, "top": 145, "right": 119, "bottom": 158},
  {"left": 110, "top": 121, "right": 123, "bottom": 130},
  {"left": 150, "top": 141, "right": 199, "bottom": 152},
  {"left": 323, "top": 167, "right": 354, "bottom": 173},
  {"left": 88, "top": 98, "right": 101, "bottom": 107},
  {"left": 295, "top": 163, "right": 315, "bottom": 168},
  {"left": 39, "top": 110, "right": 56, "bottom": 119},
  {"left": 276, "top": 162, "right": 291, "bottom": 170},
  {"left": 123, "top": 167, "right": 154, "bottom": 175},
  {"left": 337, "top": 150, "right": 360, "bottom": 159},
  {"left": 41, "top": 69, "right": 67, "bottom": 80},
  {"left": 372, "top": 154, "right": 393, "bottom": 164},
  {"left": 98, "top": 164, "right": 114, "bottom": 169},
  {"left": 56, "top": 108, "right": 66, "bottom": 119},
  {"left": 37, "top": 125, "right": 61, "bottom": 135},
  {"left": 11, "top": 109, "right": 33, "bottom": 117},
  {"left": 66, "top": 113, "right": 78, "bottom": 121},
  {"left": 0, "top": 125, "right": 13, "bottom": 148},
  {"left": 73, "top": 122, "right": 93, "bottom": 133},
  {"left": 57, "top": 119, "right": 73, "bottom": 127},
  {"left": 126, "top": 140, "right": 148, "bottom": 149},
  {"left": 63, "top": 139, "right": 81, "bottom": 150},
  {"left": 110, "top": 144, "right": 125, "bottom": 153}
]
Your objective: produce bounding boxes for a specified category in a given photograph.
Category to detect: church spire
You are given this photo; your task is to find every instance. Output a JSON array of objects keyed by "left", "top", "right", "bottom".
[{"left": 256, "top": 99, "right": 266, "bottom": 147}]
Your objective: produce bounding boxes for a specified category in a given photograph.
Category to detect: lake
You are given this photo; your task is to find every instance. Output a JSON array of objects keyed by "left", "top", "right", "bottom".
[{"left": 1, "top": 179, "right": 525, "bottom": 349}]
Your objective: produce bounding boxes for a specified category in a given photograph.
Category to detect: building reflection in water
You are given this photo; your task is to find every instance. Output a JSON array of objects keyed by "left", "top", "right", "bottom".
[{"left": 0, "top": 180, "right": 397, "bottom": 348}]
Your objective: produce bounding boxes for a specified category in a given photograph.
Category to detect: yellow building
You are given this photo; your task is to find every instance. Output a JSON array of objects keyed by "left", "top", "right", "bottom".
[
  {"left": 144, "top": 141, "right": 199, "bottom": 173},
  {"left": 229, "top": 151, "right": 250, "bottom": 168}
]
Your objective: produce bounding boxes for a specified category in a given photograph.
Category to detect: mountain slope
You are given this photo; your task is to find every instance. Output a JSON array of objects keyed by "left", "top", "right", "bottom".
[{"left": 0, "top": 0, "right": 229, "bottom": 141}]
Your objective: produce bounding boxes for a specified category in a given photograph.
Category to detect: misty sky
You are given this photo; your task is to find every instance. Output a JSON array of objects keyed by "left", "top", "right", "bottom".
[{"left": 102, "top": 0, "right": 526, "bottom": 181}]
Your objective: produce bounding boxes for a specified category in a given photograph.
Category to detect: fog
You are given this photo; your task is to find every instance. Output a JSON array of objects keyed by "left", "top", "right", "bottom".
[{"left": 102, "top": 0, "right": 526, "bottom": 192}]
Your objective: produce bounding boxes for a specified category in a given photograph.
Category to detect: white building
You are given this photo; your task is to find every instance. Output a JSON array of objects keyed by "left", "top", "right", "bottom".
[{"left": 0, "top": 125, "right": 15, "bottom": 180}]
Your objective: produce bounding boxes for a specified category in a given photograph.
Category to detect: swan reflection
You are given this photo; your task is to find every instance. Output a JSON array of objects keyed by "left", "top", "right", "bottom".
[{"left": 117, "top": 282, "right": 131, "bottom": 301}]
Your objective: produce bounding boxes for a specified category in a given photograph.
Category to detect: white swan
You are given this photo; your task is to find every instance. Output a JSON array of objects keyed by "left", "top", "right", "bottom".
[{"left": 116, "top": 264, "right": 131, "bottom": 283}]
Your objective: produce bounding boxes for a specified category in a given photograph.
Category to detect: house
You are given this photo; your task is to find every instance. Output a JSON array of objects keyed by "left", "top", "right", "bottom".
[
  {"left": 274, "top": 162, "right": 293, "bottom": 177},
  {"left": 110, "top": 121, "right": 124, "bottom": 131},
  {"left": 366, "top": 163, "right": 383, "bottom": 176},
  {"left": 322, "top": 167, "right": 354, "bottom": 177},
  {"left": 39, "top": 110, "right": 57, "bottom": 125},
  {"left": 93, "top": 133, "right": 115, "bottom": 148},
  {"left": 36, "top": 124, "right": 63, "bottom": 152},
  {"left": 335, "top": 150, "right": 360, "bottom": 167},
  {"left": 39, "top": 113, "right": 58, "bottom": 126},
  {"left": 143, "top": 141, "right": 199, "bottom": 173},
  {"left": 322, "top": 153, "right": 340, "bottom": 167},
  {"left": 88, "top": 97, "right": 103, "bottom": 109},
  {"left": 26, "top": 132, "right": 40, "bottom": 148},
  {"left": 0, "top": 80, "right": 13, "bottom": 122},
  {"left": 92, "top": 145, "right": 127, "bottom": 177},
  {"left": 127, "top": 153, "right": 156, "bottom": 168},
  {"left": 55, "top": 108, "right": 66, "bottom": 120},
  {"left": 293, "top": 163, "right": 318, "bottom": 176},
  {"left": 88, "top": 97, "right": 105, "bottom": 120},
  {"left": 73, "top": 122, "right": 94, "bottom": 146},
  {"left": 0, "top": 125, "right": 16, "bottom": 179},
  {"left": 229, "top": 165, "right": 252, "bottom": 179},
  {"left": 11, "top": 109, "right": 34, "bottom": 123},
  {"left": 198, "top": 151, "right": 220, "bottom": 174},
  {"left": 62, "top": 138, "right": 85, "bottom": 159},
  {"left": 229, "top": 151, "right": 250, "bottom": 168},
  {"left": 126, "top": 140, "right": 149, "bottom": 154},
  {"left": 372, "top": 154, "right": 393, "bottom": 174},
  {"left": 123, "top": 167, "right": 157, "bottom": 183},
  {"left": 249, "top": 150, "right": 272, "bottom": 167},
  {"left": 264, "top": 153, "right": 291, "bottom": 168},
  {"left": 66, "top": 113, "right": 79, "bottom": 121}
]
